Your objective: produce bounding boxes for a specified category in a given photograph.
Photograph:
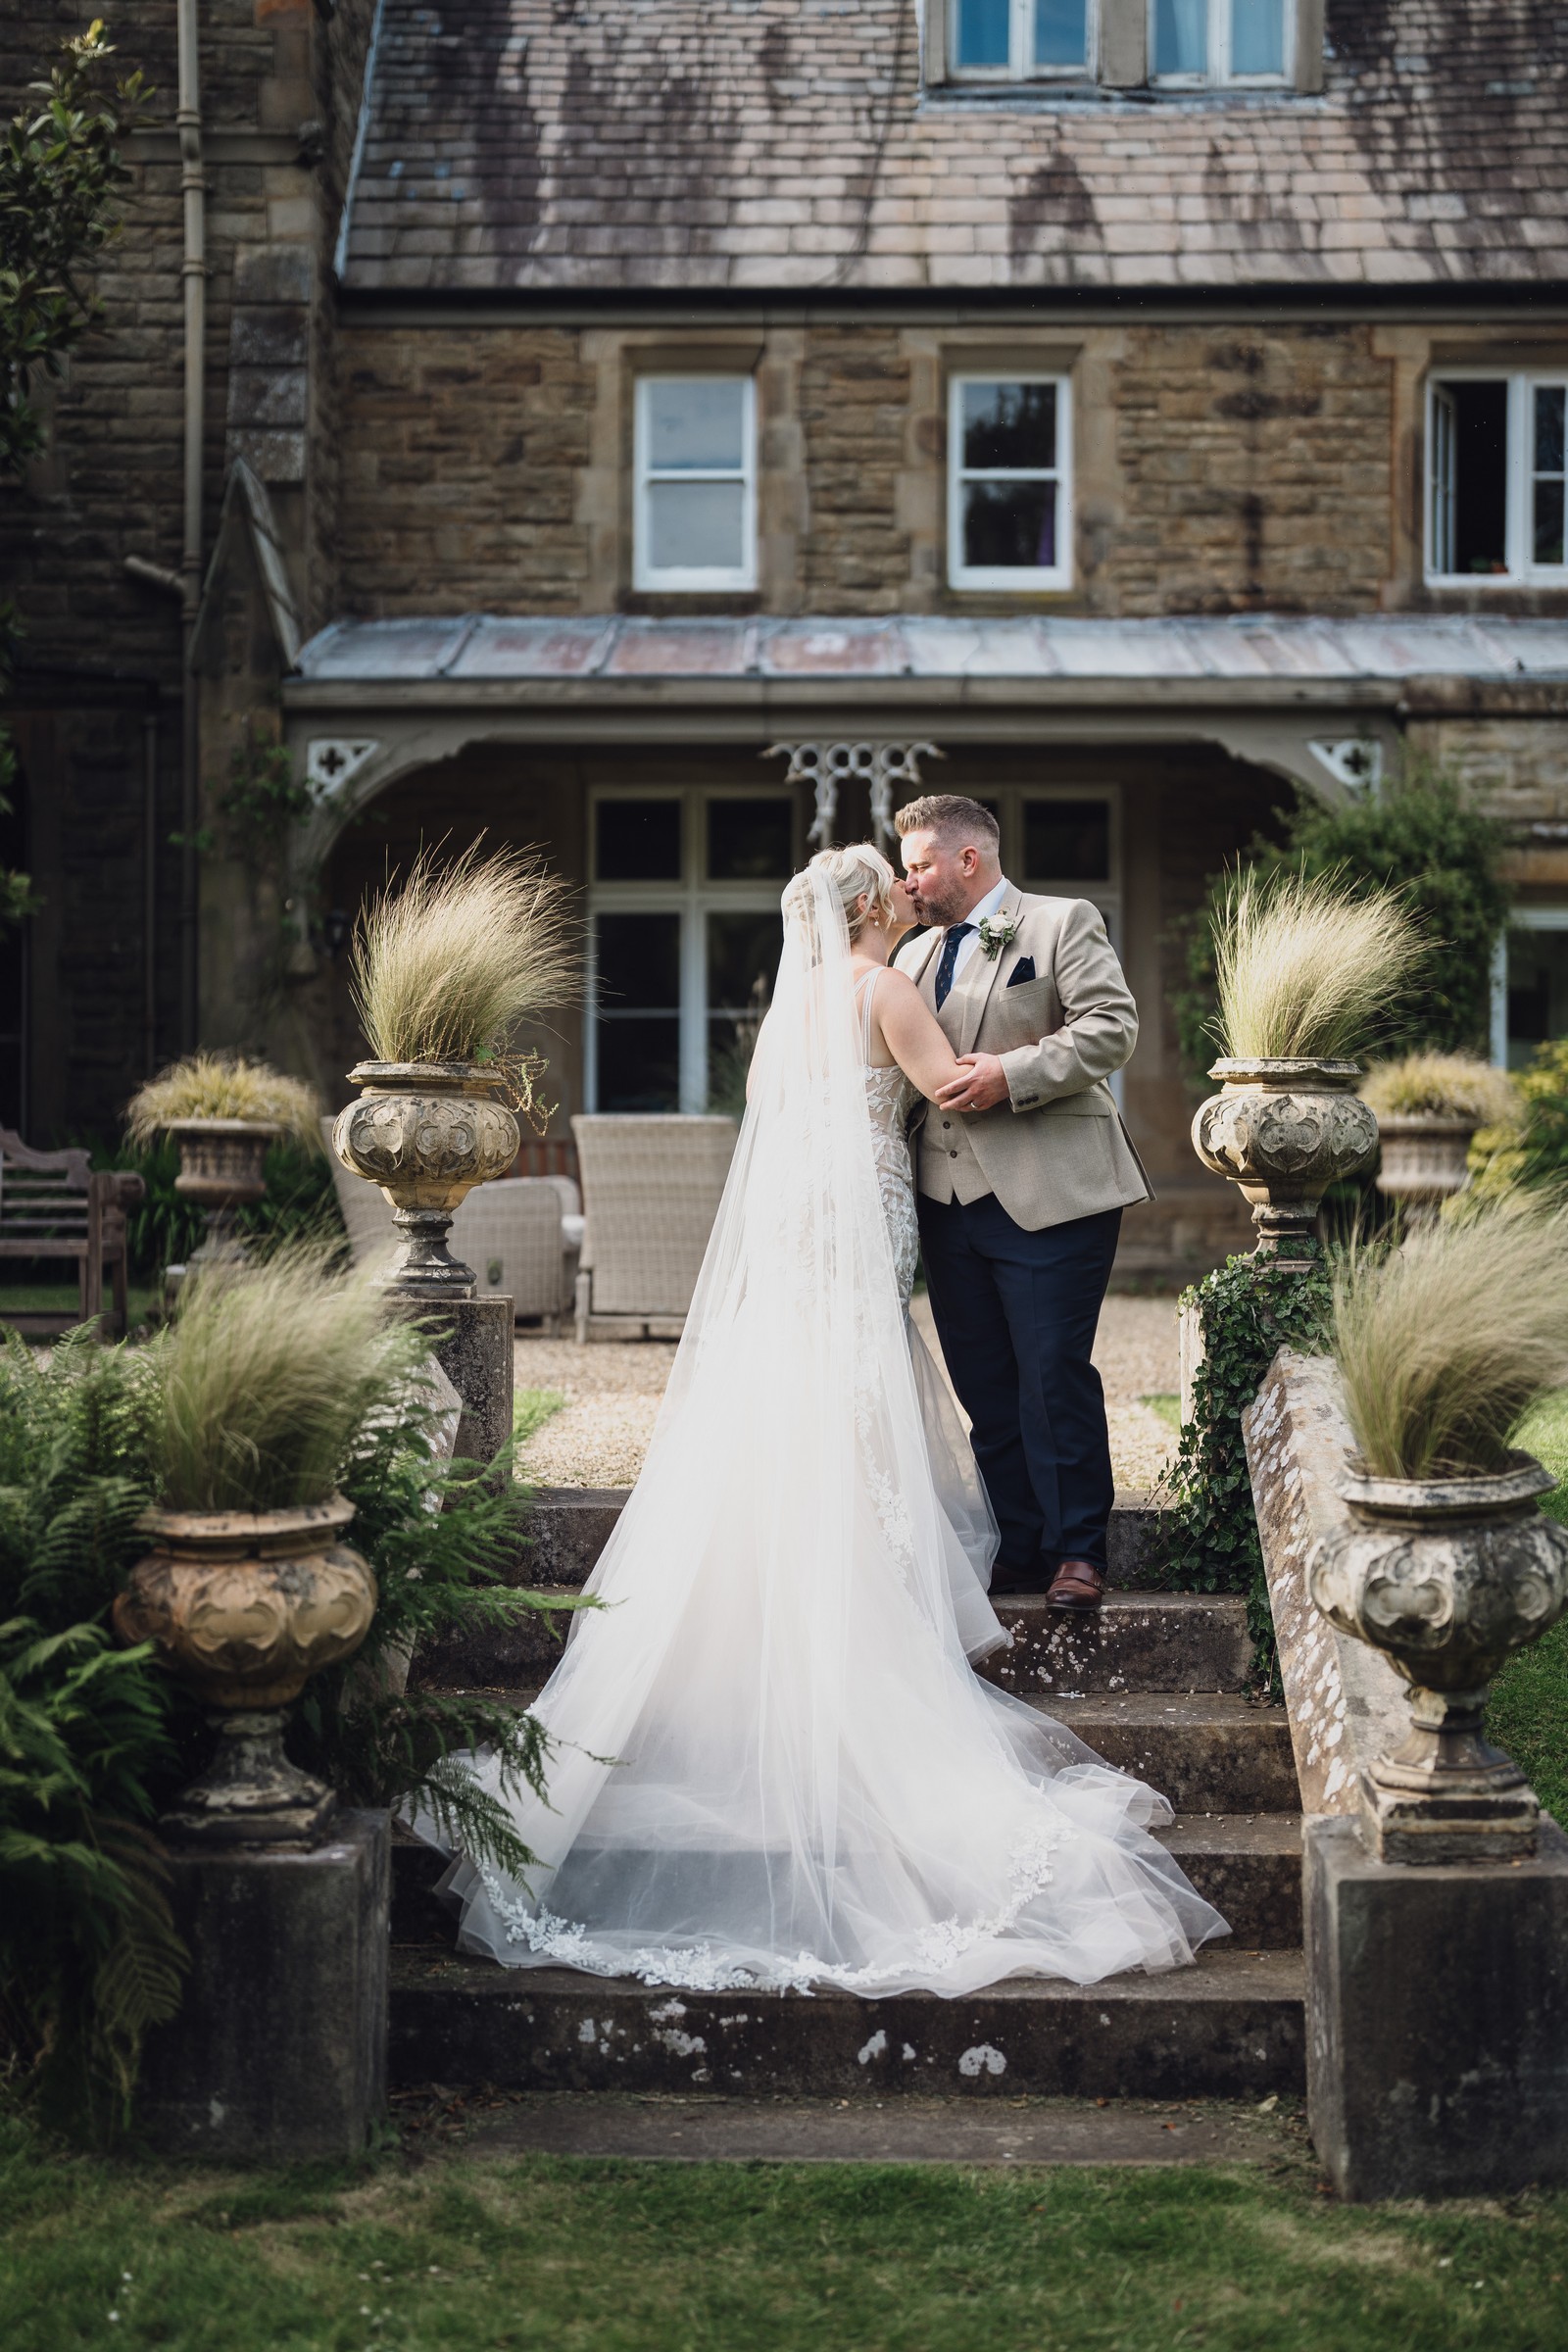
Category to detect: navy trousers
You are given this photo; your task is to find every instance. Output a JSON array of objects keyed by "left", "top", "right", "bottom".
[{"left": 916, "top": 1193, "right": 1122, "bottom": 1574}]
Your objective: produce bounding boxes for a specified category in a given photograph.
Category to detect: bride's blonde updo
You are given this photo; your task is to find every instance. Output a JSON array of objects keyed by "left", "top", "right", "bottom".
[{"left": 804, "top": 844, "right": 898, "bottom": 942}]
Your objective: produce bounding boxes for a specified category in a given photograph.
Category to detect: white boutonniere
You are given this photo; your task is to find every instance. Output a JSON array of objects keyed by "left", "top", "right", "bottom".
[{"left": 976, "top": 911, "right": 1019, "bottom": 961}]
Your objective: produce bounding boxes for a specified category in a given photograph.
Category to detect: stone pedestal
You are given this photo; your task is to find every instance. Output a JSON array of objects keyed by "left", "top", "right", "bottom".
[
  {"left": 137, "top": 1809, "right": 389, "bottom": 2162},
  {"left": 1304, "top": 1814, "right": 1568, "bottom": 2200},
  {"left": 417, "top": 1296, "right": 514, "bottom": 1472}
]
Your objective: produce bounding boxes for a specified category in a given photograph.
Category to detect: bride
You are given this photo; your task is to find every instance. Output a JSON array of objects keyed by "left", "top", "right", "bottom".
[{"left": 426, "top": 847, "right": 1227, "bottom": 1994}]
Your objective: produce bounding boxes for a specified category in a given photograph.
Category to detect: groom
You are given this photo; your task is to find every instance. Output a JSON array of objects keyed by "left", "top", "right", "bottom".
[{"left": 894, "top": 794, "right": 1152, "bottom": 1610}]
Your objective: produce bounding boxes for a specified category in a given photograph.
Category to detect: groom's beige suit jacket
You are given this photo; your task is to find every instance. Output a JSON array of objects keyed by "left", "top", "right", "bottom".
[{"left": 903, "top": 885, "right": 1152, "bottom": 1234}]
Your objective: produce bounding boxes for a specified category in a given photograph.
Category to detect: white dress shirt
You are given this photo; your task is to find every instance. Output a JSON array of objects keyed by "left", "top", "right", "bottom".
[{"left": 947, "top": 876, "right": 1012, "bottom": 986}]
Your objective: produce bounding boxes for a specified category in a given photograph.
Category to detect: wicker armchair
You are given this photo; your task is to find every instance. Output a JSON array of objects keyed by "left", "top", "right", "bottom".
[
  {"left": 569, "top": 1113, "right": 737, "bottom": 1344},
  {"left": 321, "top": 1122, "right": 580, "bottom": 1328}
]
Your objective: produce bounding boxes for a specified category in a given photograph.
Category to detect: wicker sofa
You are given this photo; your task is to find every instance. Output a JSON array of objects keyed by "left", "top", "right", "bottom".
[
  {"left": 569, "top": 1113, "right": 737, "bottom": 1344},
  {"left": 321, "top": 1121, "right": 582, "bottom": 1329}
]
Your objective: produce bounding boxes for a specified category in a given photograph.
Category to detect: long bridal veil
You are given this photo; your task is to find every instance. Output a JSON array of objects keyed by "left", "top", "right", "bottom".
[{"left": 428, "top": 865, "right": 1226, "bottom": 1993}]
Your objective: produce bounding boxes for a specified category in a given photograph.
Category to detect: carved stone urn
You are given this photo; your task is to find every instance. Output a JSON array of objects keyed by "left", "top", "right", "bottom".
[
  {"left": 166, "top": 1116, "right": 280, "bottom": 1276},
  {"left": 113, "top": 1494, "right": 377, "bottom": 1846},
  {"left": 1374, "top": 1114, "right": 1476, "bottom": 1210},
  {"left": 331, "top": 1060, "right": 519, "bottom": 1298},
  {"left": 1192, "top": 1058, "right": 1380, "bottom": 1258},
  {"left": 1307, "top": 1455, "right": 1568, "bottom": 1863}
]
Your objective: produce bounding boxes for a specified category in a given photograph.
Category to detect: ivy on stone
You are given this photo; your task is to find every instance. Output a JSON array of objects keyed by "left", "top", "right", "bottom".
[{"left": 1161, "top": 1248, "right": 1332, "bottom": 1691}]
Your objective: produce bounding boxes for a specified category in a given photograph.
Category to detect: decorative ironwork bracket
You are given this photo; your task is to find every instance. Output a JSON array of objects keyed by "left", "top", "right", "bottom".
[{"left": 763, "top": 741, "right": 945, "bottom": 849}]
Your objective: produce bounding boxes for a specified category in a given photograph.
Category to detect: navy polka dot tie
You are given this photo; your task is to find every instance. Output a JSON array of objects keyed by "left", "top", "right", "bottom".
[{"left": 934, "top": 921, "right": 975, "bottom": 1010}]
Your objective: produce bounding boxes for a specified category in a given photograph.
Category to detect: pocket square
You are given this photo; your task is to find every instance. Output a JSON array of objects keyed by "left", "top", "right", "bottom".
[{"left": 1005, "top": 957, "right": 1037, "bottom": 987}]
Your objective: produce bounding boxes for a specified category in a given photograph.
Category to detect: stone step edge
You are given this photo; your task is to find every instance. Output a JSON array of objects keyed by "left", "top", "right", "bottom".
[
  {"left": 389, "top": 1815, "right": 1304, "bottom": 1955},
  {"left": 520, "top": 1488, "right": 1185, "bottom": 1591},
  {"left": 387, "top": 1947, "right": 1305, "bottom": 2100}
]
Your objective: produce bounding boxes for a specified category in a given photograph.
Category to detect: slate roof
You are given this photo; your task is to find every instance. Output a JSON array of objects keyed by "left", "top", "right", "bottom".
[
  {"left": 337, "top": 0, "right": 1568, "bottom": 293},
  {"left": 294, "top": 612, "right": 1568, "bottom": 684}
]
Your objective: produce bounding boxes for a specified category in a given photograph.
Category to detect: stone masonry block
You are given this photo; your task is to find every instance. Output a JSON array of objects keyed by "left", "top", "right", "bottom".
[
  {"left": 137, "top": 1810, "right": 389, "bottom": 2162},
  {"left": 1305, "top": 1814, "right": 1568, "bottom": 2200}
]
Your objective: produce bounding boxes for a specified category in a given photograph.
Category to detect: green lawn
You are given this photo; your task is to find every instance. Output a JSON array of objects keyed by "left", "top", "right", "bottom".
[
  {"left": 1141, "top": 1392, "right": 1183, "bottom": 1433},
  {"left": 6, "top": 2106, "right": 1568, "bottom": 2352},
  {"left": 1487, "top": 1393, "right": 1568, "bottom": 1823}
]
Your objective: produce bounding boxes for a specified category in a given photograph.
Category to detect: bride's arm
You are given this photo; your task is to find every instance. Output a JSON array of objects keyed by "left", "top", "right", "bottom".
[{"left": 871, "top": 968, "right": 967, "bottom": 1102}]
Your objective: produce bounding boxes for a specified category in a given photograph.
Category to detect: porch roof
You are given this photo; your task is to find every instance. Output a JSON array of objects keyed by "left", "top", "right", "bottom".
[{"left": 294, "top": 612, "right": 1568, "bottom": 692}]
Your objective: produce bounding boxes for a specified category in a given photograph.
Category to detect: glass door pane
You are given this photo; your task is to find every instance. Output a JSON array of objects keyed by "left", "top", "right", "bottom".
[
  {"left": 594, "top": 911, "right": 682, "bottom": 1110},
  {"left": 595, "top": 798, "right": 682, "bottom": 881},
  {"left": 708, "top": 909, "right": 782, "bottom": 1102},
  {"left": 1022, "top": 797, "right": 1111, "bottom": 885},
  {"left": 707, "top": 798, "right": 794, "bottom": 881}
]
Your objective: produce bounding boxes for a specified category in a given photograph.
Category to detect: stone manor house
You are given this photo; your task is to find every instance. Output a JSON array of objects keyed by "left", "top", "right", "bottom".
[{"left": 5, "top": 0, "right": 1568, "bottom": 1277}]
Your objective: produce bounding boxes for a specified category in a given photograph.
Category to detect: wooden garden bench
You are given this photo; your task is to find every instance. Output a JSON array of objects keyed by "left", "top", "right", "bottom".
[{"left": 0, "top": 1129, "right": 145, "bottom": 1336}]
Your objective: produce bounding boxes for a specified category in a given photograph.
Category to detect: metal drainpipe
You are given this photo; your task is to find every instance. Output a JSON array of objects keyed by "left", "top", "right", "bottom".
[
  {"left": 175, "top": 0, "right": 205, "bottom": 1050},
  {"left": 142, "top": 707, "right": 160, "bottom": 1076}
]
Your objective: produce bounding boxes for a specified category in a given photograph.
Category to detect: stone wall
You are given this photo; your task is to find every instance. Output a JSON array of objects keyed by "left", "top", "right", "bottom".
[
  {"left": 330, "top": 318, "right": 1405, "bottom": 618},
  {"left": 336, "top": 329, "right": 596, "bottom": 616}
]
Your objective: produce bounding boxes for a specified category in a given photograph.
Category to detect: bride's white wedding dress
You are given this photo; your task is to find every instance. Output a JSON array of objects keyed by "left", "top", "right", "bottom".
[{"left": 424, "top": 867, "right": 1226, "bottom": 1994}]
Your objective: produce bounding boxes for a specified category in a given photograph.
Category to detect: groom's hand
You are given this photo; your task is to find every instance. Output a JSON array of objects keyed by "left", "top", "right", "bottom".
[{"left": 936, "top": 1054, "right": 1009, "bottom": 1114}]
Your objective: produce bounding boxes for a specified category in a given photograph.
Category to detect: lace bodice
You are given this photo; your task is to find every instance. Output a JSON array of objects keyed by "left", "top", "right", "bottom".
[{"left": 858, "top": 973, "right": 920, "bottom": 1307}]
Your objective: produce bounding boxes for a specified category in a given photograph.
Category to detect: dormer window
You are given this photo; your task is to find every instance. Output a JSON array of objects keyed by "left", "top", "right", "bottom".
[
  {"left": 952, "top": 0, "right": 1092, "bottom": 79},
  {"left": 943, "top": 0, "right": 1318, "bottom": 90},
  {"left": 1151, "top": 0, "right": 1292, "bottom": 84}
]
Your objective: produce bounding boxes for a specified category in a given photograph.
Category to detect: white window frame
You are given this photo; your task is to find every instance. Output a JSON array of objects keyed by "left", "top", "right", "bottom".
[
  {"left": 632, "top": 374, "right": 757, "bottom": 595},
  {"left": 587, "top": 783, "right": 800, "bottom": 1112},
  {"left": 1426, "top": 369, "right": 1568, "bottom": 589},
  {"left": 948, "top": 372, "right": 1073, "bottom": 592},
  {"left": 949, "top": 0, "right": 1097, "bottom": 80},
  {"left": 1148, "top": 0, "right": 1295, "bottom": 86},
  {"left": 1491, "top": 906, "right": 1568, "bottom": 1069}
]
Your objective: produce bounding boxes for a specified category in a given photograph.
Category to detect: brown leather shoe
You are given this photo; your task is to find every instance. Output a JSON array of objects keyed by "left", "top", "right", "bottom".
[{"left": 1046, "top": 1558, "right": 1104, "bottom": 1611}]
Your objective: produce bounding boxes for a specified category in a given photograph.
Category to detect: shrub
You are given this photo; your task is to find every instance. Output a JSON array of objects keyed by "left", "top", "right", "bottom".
[
  {"left": 1331, "top": 1205, "right": 1568, "bottom": 1481},
  {"left": 1360, "top": 1052, "right": 1519, "bottom": 1128},
  {"left": 351, "top": 841, "right": 576, "bottom": 1069},
  {"left": 1159, "top": 1251, "right": 1334, "bottom": 1691},
  {"left": 1175, "top": 762, "right": 1512, "bottom": 1078},
  {"left": 150, "top": 1249, "right": 430, "bottom": 1513},
  {"left": 124, "top": 1052, "right": 322, "bottom": 1149},
  {"left": 1469, "top": 1039, "right": 1568, "bottom": 1202},
  {"left": 1209, "top": 867, "right": 1422, "bottom": 1062}
]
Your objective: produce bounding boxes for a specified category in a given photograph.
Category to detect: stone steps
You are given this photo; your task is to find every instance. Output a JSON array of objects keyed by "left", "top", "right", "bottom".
[
  {"left": 1041, "top": 1694, "right": 1300, "bottom": 1815},
  {"left": 386, "top": 1484, "right": 1305, "bottom": 2108},
  {"left": 412, "top": 1590, "right": 1254, "bottom": 1700},
  {"left": 387, "top": 1945, "right": 1304, "bottom": 2101},
  {"left": 390, "top": 1812, "right": 1302, "bottom": 1954},
  {"left": 504, "top": 1487, "right": 1176, "bottom": 1592}
]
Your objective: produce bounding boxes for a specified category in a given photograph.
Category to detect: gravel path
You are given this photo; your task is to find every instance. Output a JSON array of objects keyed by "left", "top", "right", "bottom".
[{"left": 515, "top": 1295, "right": 1180, "bottom": 1494}]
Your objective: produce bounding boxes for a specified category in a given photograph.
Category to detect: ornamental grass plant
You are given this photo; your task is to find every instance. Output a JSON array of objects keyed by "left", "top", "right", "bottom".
[
  {"left": 1210, "top": 867, "right": 1422, "bottom": 1063},
  {"left": 350, "top": 840, "right": 577, "bottom": 1067},
  {"left": 1359, "top": 1051, "right": 1519, "bottom": 1127},
  {"left": 124, "top": 1052, "right": 322, "bottom": 1148},
  {"left": 152, "top": 1247, "right": 430, "bottom": 1513},
  {"left": 1331, "top": 1203, "right": 1568, "bottom": 1482}
]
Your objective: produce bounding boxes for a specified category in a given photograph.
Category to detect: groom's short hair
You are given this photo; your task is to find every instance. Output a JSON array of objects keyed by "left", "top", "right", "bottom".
[{"left": 895, "top": 794, "right": 1001, "bottom": 856}]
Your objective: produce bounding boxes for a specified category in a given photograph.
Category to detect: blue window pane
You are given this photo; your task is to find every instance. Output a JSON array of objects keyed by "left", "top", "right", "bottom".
[
  {"left": 1034, "top": 0, "right": 1087, "bottom": 66},
  {"left": 1154, "top": 0, "right": 1207, "bottom": 74},
  {"left": 1536, "top": 385, "right": 1566, "bottom": 475},
  {"left": 956, "top": 0, "right": 1010, "bottom": 68},
  {"left": 1232, "top": 0, "right": 1285, "bottom": 74}
]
